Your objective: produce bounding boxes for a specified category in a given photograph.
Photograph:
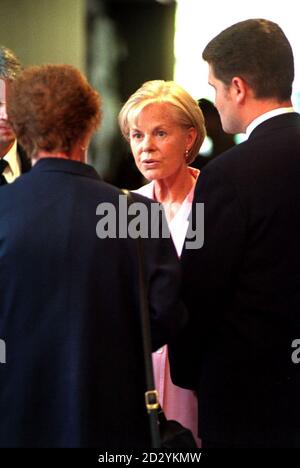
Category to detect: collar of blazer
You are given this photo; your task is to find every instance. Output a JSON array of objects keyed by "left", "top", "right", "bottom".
[
  {"left": 248, "top": 111, "right": 300, "bottom": 140},
  {"left": 31, "top": 157, "right": 102, "bottom": 181}
]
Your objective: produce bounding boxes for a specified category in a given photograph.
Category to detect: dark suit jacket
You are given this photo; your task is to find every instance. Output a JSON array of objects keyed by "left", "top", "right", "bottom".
[
  {"left": 170, "top": 112, "right": 300, "bottom": 446},
  {"left": 0, "top": 158, "right": 185, "bottom": 447}
]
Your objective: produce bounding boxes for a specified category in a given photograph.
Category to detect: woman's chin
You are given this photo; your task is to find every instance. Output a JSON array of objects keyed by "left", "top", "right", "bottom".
[{"left": 141, "top": 170, "right": 160, "bottom": 181}]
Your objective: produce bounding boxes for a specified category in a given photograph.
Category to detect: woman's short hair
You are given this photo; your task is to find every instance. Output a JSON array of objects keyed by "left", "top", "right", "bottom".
[
  {"left": 7, "top": 64, "right": 101, "bottom": 157},
  {"left": 118, "top": 80, "right": 206, "bottom": 164}
]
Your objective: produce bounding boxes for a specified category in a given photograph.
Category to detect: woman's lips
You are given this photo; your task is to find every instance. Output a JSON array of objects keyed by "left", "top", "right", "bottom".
[{"left": 142, "top": 159, "right": 160, "bottom": 169}]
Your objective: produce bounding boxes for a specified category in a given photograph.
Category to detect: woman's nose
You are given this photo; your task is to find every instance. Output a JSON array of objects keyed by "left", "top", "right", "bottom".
[{"left": 142, "top": 134, "right": 154, "bottom": 151}]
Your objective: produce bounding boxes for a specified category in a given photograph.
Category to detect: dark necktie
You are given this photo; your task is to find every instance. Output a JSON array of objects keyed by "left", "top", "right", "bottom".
[{"left": 0, "top": 159, "right": 8, "bottom": 186}]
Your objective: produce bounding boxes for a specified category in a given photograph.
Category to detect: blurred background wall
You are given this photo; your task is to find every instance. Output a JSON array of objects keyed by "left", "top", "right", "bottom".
[
  {"left": 87, "top": 0, "right": 176, "bottom": 187},
  {"left": 0, "top": 0, "right": 85, "bottom": 69}
]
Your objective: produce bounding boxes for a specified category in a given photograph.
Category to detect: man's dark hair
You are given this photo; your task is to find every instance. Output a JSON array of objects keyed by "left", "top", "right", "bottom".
[
  {"left": 0, "top": 46, "right": 22, "bottom": 80},
  {"left": 202, "top": 19, "right": 294, "bottom": 101}
]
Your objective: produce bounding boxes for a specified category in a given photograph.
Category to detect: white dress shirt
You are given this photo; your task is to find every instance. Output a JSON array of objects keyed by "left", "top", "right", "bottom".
[
  {"left": 246, "top": 107, "right": 295, "bottom": 138},
  {"left": 133, "top": 167, "right": 200, "bottom": 256}
]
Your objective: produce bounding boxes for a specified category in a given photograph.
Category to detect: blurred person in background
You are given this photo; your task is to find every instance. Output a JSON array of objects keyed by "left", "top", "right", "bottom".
[
  {"left": 192, "top": 98, "right": 235, "bottom": 170},
  {"left": 0, "top": 45, "right": 30, "bottom": 185}
]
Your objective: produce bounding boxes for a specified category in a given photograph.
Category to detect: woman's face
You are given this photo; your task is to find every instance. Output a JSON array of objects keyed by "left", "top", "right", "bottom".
[{"left": 128, "top": 102, "right": 196, "bottom": 182}]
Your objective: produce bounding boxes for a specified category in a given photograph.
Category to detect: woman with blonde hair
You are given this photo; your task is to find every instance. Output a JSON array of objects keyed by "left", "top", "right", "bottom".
[{"left": 119, "top": 80, "right": 206, "bottom": 445}]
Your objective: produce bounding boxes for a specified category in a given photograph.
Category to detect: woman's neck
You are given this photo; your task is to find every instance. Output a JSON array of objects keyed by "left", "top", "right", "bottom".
[
  {"left": 34, "top": 145, "right": 87, "bottom": 165},
  {"left": 153, "top": 166, "right": 195, "bottom": 204},
  {"left": 153, "top": 166, "right": 197, "bottom": 222},
  {"left": 32, "top": 152, "right": 69, "bottom": 165},
  {"left": 36, "top": 152, "right": 69, "bottom": 159}
]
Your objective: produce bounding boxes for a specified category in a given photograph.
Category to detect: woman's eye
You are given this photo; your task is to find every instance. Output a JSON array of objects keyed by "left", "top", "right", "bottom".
[
  {"left": 157, "top": 130, "right": 166, "bottom": 137},
  {"left": 131, "top": 132, "right": 142, "bottom": 139}
]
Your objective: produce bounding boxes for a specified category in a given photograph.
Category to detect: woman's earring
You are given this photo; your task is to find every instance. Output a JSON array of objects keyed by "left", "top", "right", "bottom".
[{"left": 185, "top": 149, "right": 189, "bottom": 161}]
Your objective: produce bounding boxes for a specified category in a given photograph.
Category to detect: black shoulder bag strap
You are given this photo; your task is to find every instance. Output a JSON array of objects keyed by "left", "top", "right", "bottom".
[{"left": 121, "top": 189, "right": 161, "bottom": 448}]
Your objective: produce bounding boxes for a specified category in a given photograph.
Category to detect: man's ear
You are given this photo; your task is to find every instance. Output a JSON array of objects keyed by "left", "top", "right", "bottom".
[{"left": 231, "top": 76, "right": 248, "bottom": 104}]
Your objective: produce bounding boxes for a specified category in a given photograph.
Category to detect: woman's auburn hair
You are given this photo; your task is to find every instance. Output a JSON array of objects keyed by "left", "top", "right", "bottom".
[{"left": 7, "top": 64, "right": 102, "bottom": 156}]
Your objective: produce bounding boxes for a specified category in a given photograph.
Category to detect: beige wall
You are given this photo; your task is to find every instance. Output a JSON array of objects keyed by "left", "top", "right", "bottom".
[{"left": 0, "top": 0, "right": 85, "bottom": 70}]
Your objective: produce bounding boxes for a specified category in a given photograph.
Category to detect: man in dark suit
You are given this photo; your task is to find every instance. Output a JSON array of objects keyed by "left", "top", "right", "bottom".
[
  {"left": 0, "top": 64, "right": 185, "bottom": 447},
  {"left": 0, "top": 46, "right": 30, "bottom": 185},
  {"left": 170, "top": 19, "right": 300, "bottom": 447}
]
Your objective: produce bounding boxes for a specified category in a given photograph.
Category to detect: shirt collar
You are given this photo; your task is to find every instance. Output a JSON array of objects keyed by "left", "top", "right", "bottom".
[
  {"left": 246, "top": 107, "right": 295, "bottom": 138},
  {"left": 2, "top": 140, "right": 21, "bottom": 182}
]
